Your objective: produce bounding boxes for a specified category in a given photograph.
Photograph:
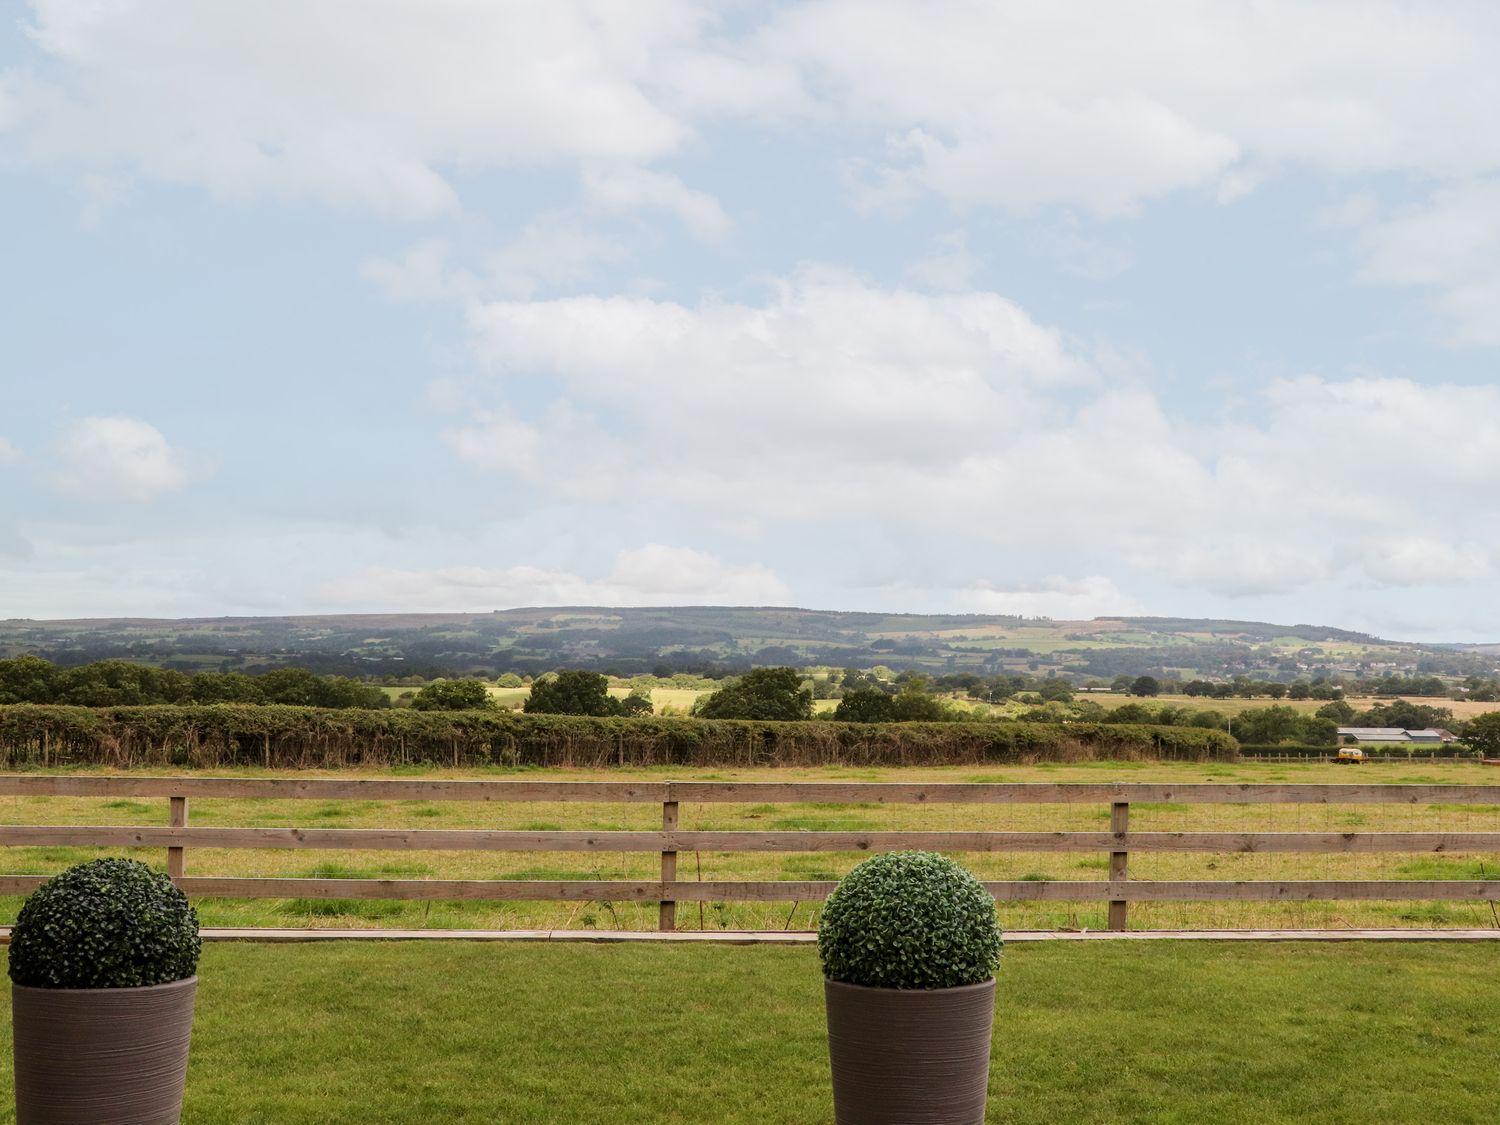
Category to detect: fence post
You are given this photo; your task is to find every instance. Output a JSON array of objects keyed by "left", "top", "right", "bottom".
[
  {"left": 659, "top": 785, "right": 679, "bottom": 932},
  {"left": 1108, "top": 801, "right": 1129, "bottom": 931},
  {"left": 168, "top": 795, "right": 188, "bottom": 879}
]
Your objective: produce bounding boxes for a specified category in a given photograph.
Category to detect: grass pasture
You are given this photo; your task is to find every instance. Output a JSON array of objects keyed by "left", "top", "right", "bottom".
[
  {"left": 1, "top": 761, "right": 1498, "bottom": 933},
  {"left": 1, "top": 941, "right": 1495, "bottom": 1122}
]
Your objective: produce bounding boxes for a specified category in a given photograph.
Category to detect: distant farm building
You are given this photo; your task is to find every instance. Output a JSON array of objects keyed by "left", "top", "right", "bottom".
[{"left": 1336, "top": 727, "right": 1458, "bottom": 744}]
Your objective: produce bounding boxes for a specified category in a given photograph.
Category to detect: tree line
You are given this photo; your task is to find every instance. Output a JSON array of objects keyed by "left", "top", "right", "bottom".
[{"left": 0, "top": 657, "right": 389, "bottom": 709}]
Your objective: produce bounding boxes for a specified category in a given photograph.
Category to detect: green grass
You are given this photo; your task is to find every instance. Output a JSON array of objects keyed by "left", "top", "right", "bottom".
[
  {"left": 1, "top": 942, "right": 1495, "bottom": 1123},
  {"left": 2, "top": 760, "right": 1498, "bottom": 932}
]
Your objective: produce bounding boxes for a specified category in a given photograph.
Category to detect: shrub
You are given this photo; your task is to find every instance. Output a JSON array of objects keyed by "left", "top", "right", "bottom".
[
  {"left": 411, "top": 679, "right": 495, "bottom": 711},
  {"left": 8, "top": 858, "right": 201, "bottom": 988},
  {"left": 696, "top": 668, "right": 813, "bottom": 721},
  {"left": 818, "top": 851, "right": 1002, "bottom": 990}
]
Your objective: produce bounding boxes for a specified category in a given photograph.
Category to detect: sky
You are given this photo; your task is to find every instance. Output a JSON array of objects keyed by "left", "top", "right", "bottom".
[{"left": 2, "top": 1, "right": 1500, "bottom": 640}]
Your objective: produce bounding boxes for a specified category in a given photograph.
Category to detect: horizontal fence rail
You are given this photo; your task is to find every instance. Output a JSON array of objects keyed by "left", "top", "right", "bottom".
[
  {"left": 1, "top": 776, "right": 1499, "bottom": 932},
  {"left": 5, "top": 777, "right": 1500, "bottom": 804}
]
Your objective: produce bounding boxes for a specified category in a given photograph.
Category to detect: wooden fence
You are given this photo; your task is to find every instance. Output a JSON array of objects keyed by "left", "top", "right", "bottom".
[{"left": 2, "top": 776, "right": 1499, "bottom": 932}]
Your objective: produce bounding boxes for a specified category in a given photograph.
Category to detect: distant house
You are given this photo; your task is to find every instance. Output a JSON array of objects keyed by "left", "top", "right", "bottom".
[{"left": 1337, "top": 726, "right": 1459, "bottom": 744}]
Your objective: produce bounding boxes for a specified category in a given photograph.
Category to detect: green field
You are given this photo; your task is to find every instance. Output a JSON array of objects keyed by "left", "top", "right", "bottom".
[
  {"left": 378, "top": 683, "right": 711, "bottom": 714},
  {"left": 0, "top": 941, "right": 1492, "bottom": 1123},
  {"left": 2, "top": 761, "right": 1498, "bottom": 933}
]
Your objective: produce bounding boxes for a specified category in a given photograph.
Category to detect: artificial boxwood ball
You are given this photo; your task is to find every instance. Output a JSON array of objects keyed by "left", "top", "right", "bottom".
[
  {"left": 8, "top": 858, "right": 201, "bottom": 988},
  {"left": 818, "top": 851, "right": 1002, "bottom": 990}
]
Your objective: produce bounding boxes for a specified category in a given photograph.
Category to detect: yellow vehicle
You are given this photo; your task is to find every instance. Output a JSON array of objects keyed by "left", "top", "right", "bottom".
[{"left": 1336, "top": 747, "right": 1365, "bottom": 764}]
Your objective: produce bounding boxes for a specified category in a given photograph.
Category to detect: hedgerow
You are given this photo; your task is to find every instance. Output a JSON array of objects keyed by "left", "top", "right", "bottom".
[{"left": 0, "top": 705, "right": 1238, "bottom": 769}]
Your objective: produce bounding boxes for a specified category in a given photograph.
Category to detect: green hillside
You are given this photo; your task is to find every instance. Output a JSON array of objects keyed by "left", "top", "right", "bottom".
[{"left": 1, "top": 608, "right": 1492, "bottom": 682}]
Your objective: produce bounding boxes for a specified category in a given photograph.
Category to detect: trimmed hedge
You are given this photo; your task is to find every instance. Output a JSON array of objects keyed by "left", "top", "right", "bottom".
[
  {"left": 9, "top": 858, "right": 201, "bottom": 988},
  {"left": 0, "top": 705, "right": 1239, "bottom": 769},
  {"left": 818, "top": 851, "right": 1002, "bottom": 989}
]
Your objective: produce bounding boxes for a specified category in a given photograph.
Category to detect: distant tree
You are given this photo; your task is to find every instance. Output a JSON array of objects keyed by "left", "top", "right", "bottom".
[
  {"left": 495, "top": 673, "right": 524, "bottom": 688},
  {"left": 618, "top": 690, "right": 653, "bottom": 717},
  {"left": 188, "top": 672, "right": 267, "bottom": 704},
  {"left": 889, "top": 679, "right": 948, "bottom": 722},
  {"left": 251, "top": 669, "right": 385, "bottom": 709},
  {"left": 411, "top": 679, "right": 495, "bottom": 711},
  {"left": 1461, "top": 676, "right": 1500, "bottom": 702},
  {"left": 834, "top": 689, "right": 896, "bottom": 723},
  {"left": 1231, "top": 705, "right": 1337, "bottom": 746},
  {"left": 1266, "top": 683, "right": 1288, "bottom": 700},
  {"left": 0, "top": 656, "right": 59, "bottom": 704},
  {"left": 1286, "top": 682, "right": 1311, "bottom": 700},
  {"left": 1128, "top": 676, "right": 1161, "bottom": 697},
  {"left": 52, "top": 661, "right": 193, "bottom": 707},
  {"left": 1037, "top": 678, "right": 1073, "bottom": 703},
  {"left": 524, "top": 670, "right": 618, "bottom": 716},
  {"left": 1315, "top": 700, "right": 1356, "bottom": 723},
  {"left": 1105, "top": 703, "right": 1156, "bottom": 724},
  {"left": 1352, "top": 700, "right": 1452, "bottom": 730},
  {"left": 1464, "top": 712, "right": 1500, "bottom": 757},
  {"left": 255, "top": 668, "right": 332, "bottom": 707},
  {"left": 697, "top": 667, "right": 813, "bottom": 721}
]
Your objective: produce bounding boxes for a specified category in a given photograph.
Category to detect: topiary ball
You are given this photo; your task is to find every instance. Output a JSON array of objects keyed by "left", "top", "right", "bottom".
[
  {"left": 8, "top": 858, "right": 201, "bottom": 989},
  {"left": 818, "top": 851, "right": 1002, "bottom": 990}
]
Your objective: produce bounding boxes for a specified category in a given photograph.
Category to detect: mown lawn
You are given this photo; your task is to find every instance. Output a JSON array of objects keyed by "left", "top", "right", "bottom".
[{"left": 0, "top": 941, "right": 1494, "bottom": 1123}]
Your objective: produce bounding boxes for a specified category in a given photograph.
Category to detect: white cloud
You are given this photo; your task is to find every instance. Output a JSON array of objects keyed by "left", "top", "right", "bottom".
[
  {"left": 487, "top": 217, "right": 628, "bottom": 298},
  {"left": 905, "top": 231, "right": 977, "bottom": 291},
  {"left": 583, "top": 167, "right": 731, "bottom": 243},
  {"left": 320, "top": 545, "right": 789, "bottom": 611},
  {"left": 363, "top": 218, "right": 629, "bottom": 306},
  {"left": 5, "top": 0, "right": 745, "bottom": 219},
  {"left": 1363, "top": 539, "right": 1492, "bottom": 587},
  {"left": 12, "top": 1, "right": 1500, "bottom": 226},
  {"left": 760, "top": 1, "right": 1500, "bottom": 214},
  {"left": 0, "top": 438, "right": 22, "bottom": 464},
  {"left": 51, "top": 416, "right": 194, "bottom": 501},
  {"left": 1358, "top": 179, "right": 1500, "bottom": 346},
  {"left": 1030, "top": 219, "right": 1133, "bottom": 281},
  {"left": 445, "top": 272, "right": 1500, "bottom": 600},
  {"left": 454, "top": 269, "right": 1094, "bottom": 525},
  {"left": 360, "top": 238, "right": 466, "bottom": 304},
  {"left": 966, "top": 576, "right": 1141, "bottom": 619}
]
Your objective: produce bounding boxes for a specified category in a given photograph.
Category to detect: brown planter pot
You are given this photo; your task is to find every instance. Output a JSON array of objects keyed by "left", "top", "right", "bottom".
[
  {"left": 12, "top": 976, "right": 196, "bottom": 1125},
  {"left": 825, "top": 977, "right": 995, "bottom": 1125}
]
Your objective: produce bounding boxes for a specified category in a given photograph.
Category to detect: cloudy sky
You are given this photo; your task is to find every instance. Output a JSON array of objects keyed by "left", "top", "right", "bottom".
[{"left": 3, "top": 1, "right": 1500, "bottom": 639}]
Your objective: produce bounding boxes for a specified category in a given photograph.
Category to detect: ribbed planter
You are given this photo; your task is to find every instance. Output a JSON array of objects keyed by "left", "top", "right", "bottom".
[
  {"left": 12, "top": 976, "right": 196, "bottom": 1125},
  {"left": 825, "top": 977, "right": 995, "bottom": 1125}
]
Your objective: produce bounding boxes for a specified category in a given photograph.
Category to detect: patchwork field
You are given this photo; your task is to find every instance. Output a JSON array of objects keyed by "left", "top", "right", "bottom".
[
  {"left": 0, "top": 942, "right": 1492, "bottom": 1123},
  {"left": 1, "top": 761, "right": 1497, "bottom": 933}
]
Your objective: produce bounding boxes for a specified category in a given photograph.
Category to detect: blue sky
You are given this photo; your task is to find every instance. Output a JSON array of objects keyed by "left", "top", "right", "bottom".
[{"left": 3, "top": 1, "right": 1500, "bottom": 639}]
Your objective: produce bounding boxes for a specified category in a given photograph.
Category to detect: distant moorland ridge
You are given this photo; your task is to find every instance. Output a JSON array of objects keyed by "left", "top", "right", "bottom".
[{"left": 1, "top": 607, "right": 1493, "bottom": 682}]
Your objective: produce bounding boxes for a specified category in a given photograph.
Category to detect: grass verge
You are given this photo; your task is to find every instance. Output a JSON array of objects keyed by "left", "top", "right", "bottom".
[{"left": 0, "top": 942, "right": 1495, "bottom": 1123}]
